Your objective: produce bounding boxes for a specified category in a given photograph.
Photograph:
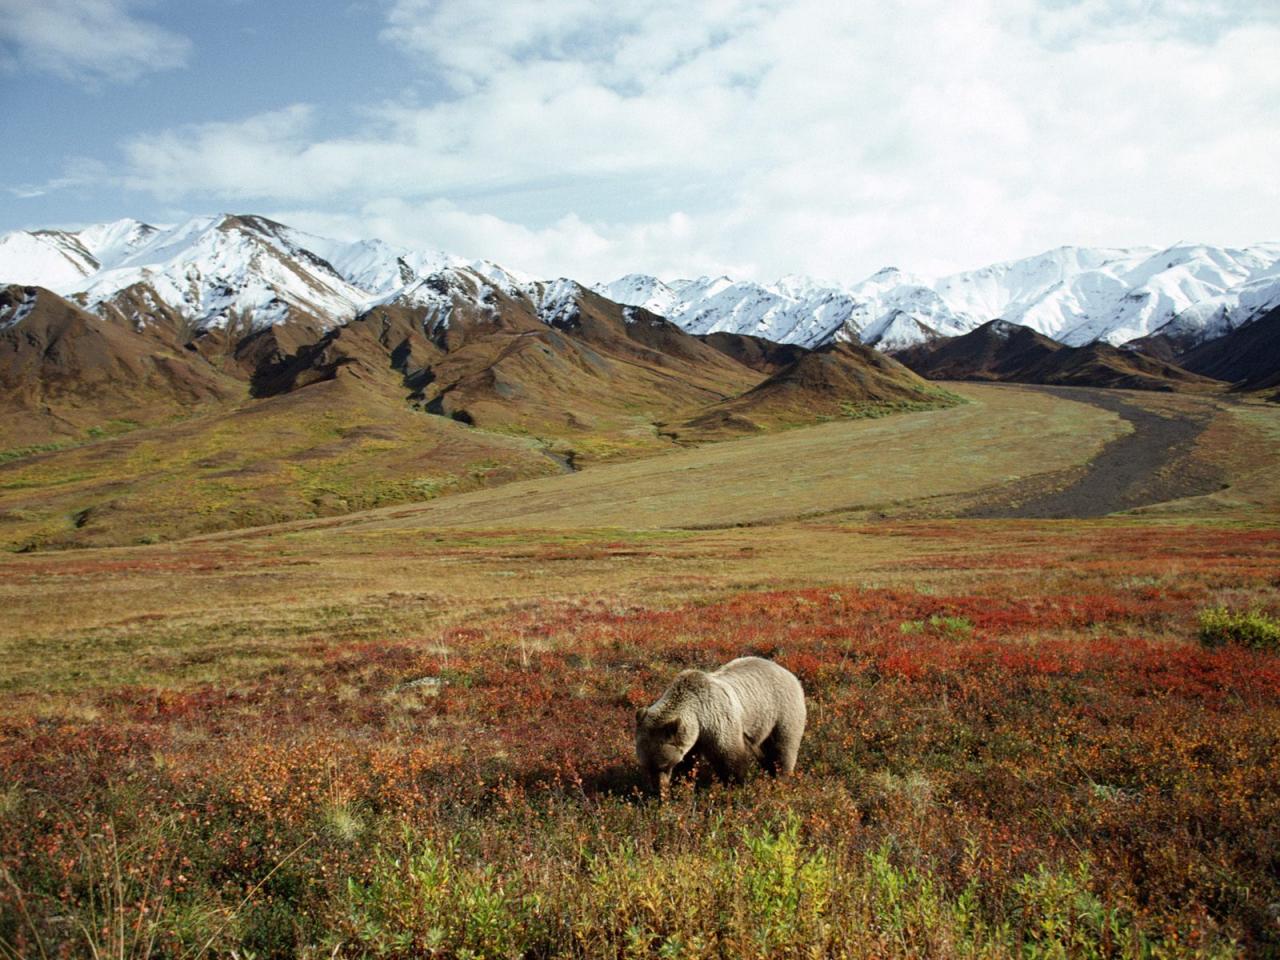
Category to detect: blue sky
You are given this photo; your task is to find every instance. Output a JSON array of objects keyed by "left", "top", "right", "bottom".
[{"left": 1, "top": 0, "right": 1278, "bottom": 283}]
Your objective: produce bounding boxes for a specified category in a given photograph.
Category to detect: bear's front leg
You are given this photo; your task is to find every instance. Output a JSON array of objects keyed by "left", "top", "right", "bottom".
[{"left": 710, "top": 738, "right": 757, "bottom": 783}]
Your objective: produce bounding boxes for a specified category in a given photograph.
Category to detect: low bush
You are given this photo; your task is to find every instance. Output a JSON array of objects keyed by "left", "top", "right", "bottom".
[{"left": 1198, "top": 606, "right": 1280, "bottom": 650}]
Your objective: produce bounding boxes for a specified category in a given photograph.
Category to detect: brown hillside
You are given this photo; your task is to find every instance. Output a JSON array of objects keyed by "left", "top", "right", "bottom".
[
  {"left": 663, "top": 340, "right": 957, "bottom": 442},
  {"left": 1029, "top": 341, "right": 1222, "bottom": 393},
  {"left": 0, "top": 285, "right": 239, "bottom": 447},
  {"left": 541, "top": 286, "right": 761, "bottom": 388},
  {"left": 230, "top": 278, "right": 764, "bottom": 462},
  {"left": 697, "top": 331, "right": 810, "bottom": 374},
  {"left": 894, "top": 319, "right": 1062, "bottom": 381},
  {"left": 418, "top": 287, "right": 762, "bottom": 457},
  {"left": 896, "top": 318, "right": 1220, "bottom": 393},
  {"left": 1171, "top": 306, "right": 1280, "bottom": 392},
  {"left": 249, "top": 303, "right": 446, "bottom": 399}
]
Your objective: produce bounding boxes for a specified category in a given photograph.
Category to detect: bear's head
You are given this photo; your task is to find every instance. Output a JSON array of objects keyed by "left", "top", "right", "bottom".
[{"left": 635, "top": 707, "right": 696, "bottom": 795}]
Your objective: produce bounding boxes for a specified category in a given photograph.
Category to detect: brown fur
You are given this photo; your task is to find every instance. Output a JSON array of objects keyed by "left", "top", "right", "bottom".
[{"left": 634, "top": 656, "right": 806, "bottom": 794}]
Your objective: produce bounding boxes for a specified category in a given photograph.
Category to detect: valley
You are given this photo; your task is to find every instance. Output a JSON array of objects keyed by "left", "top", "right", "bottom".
[
  {"left": 1, "top": 375, "right": 1278, "bottom": 956},
  {"left": 6, "top": 0, "right": 1278, "bottom": 950},
  {"left": 1, "top": 215, "right": 1279, "bottom": 957}
]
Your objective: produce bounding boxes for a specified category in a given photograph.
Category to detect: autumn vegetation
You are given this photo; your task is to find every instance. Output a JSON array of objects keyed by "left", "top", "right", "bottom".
[{"left": 1, "top": 384, "right": 1279, "bottom": 957}]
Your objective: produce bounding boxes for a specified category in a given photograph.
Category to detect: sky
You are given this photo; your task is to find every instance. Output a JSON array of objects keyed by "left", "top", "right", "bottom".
[{"left": 1, "top": 0, "right": 1278, "bottom": 284}]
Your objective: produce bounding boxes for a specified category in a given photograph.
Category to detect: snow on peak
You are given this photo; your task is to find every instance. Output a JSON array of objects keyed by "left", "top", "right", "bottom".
[
  {"left": 73, "top": 219, "right": 158, "bottom": 265},
  {"left": 600, "top": 243, "right": 1280, "bottom": 351},
  {"left": 593, "top": 274, "right": 678, "bottom": 317},
  {"left": 0, "top": 230, "right": 99, "bottom": 292},
  {"left": 1, "top": 215, "right": 1276, "bottom": 352},
  {"left": 596, "top": 272, "right": 852, "bottom": 347},
  {"left": 69, "top": 214, "right": 373, "bottom": 334}
]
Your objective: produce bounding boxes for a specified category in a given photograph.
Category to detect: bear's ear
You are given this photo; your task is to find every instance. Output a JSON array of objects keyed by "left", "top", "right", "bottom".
[
  {"left": 635, "top": 707, "right": 647, "bottom": 726},
  {"left": 661, "top": 718, "right": 683, "bottom": 740}
]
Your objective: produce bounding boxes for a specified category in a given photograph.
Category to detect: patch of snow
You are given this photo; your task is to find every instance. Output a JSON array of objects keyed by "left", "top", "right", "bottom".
[
  {"left": 0, "top": 288, "right": 38, "bottom": 329},
  {"left": 534, "top": 278, "right": 584, "bottom": 327}
]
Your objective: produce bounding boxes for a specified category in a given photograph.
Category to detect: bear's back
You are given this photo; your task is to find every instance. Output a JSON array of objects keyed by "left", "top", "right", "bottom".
[{"left": 712, "top": 657, "right": 803, "bottom": 714}]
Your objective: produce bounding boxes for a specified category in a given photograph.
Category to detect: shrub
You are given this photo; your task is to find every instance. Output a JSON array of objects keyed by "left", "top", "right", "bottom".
[
  {"left": 343, "top": 832, "right": 543, "bottom": 958},
  {"left": 899, "top": 615, "right": 974, "bottom": 639},
  {"left": 1198, "top": 606, "right": 1280, "bottom": 650}
]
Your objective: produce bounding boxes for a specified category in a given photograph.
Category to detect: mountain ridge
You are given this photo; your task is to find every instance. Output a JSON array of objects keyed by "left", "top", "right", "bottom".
[
  {"left": 894, "top": 318, "right": 1224, "bottom": 393},
  {"left": 4, "top": 216, "right": 1277, "bottom": 358},
  {"left": 599, "top": 242, "right": 1280, "bottom": 353}
]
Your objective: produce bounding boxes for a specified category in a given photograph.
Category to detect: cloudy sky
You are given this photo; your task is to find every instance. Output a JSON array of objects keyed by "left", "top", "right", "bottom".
[{"left": 1, "top": 0, "right": 1277, "bottom": 282}]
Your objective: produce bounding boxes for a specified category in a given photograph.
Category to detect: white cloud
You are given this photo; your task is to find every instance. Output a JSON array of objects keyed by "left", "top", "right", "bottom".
[
  {"left": 0, "top": 0, "right": 190, "bottom": 86},
  {"left": 274, "top": 199, "right": 754, "bottom": 281},
  {"left": 7, "top": 157, "right": 110, "bottom": 199},
  {"left": 90, "top": 1, "right": 1280, "bottom": 281}
]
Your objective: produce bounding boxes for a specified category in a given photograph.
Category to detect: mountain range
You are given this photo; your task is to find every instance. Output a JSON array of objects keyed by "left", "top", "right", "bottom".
[
  {"left": 1, "top": 212, "right": 1276, "bottom": 549},
  {"left": 4, "top": 215, "right": 1278, "bottom": 358},
  {"left": 0, "top": 215, "right": 960, "bottom": 549},
  {"left": 597, "top": 243, "right": 1280, "bottom": 352}
]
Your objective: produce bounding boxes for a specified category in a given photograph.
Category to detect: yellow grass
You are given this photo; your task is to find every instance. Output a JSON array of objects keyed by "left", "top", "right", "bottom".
[{"left": 261, "top": 382, "right": 1126, "bottom": 533}]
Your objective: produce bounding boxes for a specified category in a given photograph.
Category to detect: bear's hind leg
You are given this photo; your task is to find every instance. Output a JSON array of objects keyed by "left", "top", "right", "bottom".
[
  {"left": 756, "top": 729, "right": 784, "bottom": 777},
  {"left": 768, "top": 720, "right": 803, "bottom": 777}
]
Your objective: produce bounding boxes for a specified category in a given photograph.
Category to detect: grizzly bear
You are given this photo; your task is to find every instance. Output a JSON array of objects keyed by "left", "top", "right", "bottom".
[{"left": 634, "top": 656, "right": 806, "bottom": 794}]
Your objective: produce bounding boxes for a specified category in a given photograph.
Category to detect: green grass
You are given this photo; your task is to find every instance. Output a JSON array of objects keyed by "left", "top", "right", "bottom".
[
  {"left": 900, "top": 615, "right": 975, "bottom": 639},
  {"left": 839, "top": 388, "right": 967, "bottom": 421},
  {"left": 1199, "top": 606, "right": 1280, "bottom": 650},
  {"left": 336, "top": 383, "right": 1123, "bottom": 532},
  {"left": 0, "top": 379, "right": 562, "bottom": 551},
  {"left": 0, "top": 418, "right": 144, "bottom": 464}
]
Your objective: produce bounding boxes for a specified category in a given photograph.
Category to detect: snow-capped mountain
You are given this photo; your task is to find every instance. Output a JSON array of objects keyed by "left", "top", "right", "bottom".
[
  {"left": 0, "top": 214, "right": 622, "bottom": 345},
  {"left": 599, "top": 243, "right": 1280, "bottom": 351},
  {"left": 1, "top": 215, "right": 1276, "bottom": 352},
  {"left": 1127, "top": 251, "right": 1280, "bottom": 347},
  {"left": 594, "top": 274, "right": 680, "bottom": 317}
]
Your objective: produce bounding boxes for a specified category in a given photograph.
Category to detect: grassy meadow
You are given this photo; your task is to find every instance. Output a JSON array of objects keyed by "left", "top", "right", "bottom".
[{"left": 2, "top": 383, "right": 1279, "bottom": 957}]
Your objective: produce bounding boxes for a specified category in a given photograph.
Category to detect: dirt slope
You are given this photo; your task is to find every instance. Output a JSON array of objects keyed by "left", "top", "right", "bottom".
[
  {"left": 696, "top": 331, "right": 810, "bottom": 374},
  {"left": 0, "top": 285, "right": 239, "bottom": 446}
]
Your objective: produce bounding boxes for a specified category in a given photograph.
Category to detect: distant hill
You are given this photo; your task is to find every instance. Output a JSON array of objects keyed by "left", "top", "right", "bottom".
[
  {"left": 894, "top": 319, "right": 1061, "bottom": 381},
  {"left": 1036, "top": 342, "right": 1220, "bottom": 392},
  {"left": 895, "top": 318, "right": 1221, "bottom": 393},
  {"left": 662, "top": 341, "right": 956, "bottom": 441},
  {"left": 1152, "top": 306, "right": 1280, "bottom": 393}
]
